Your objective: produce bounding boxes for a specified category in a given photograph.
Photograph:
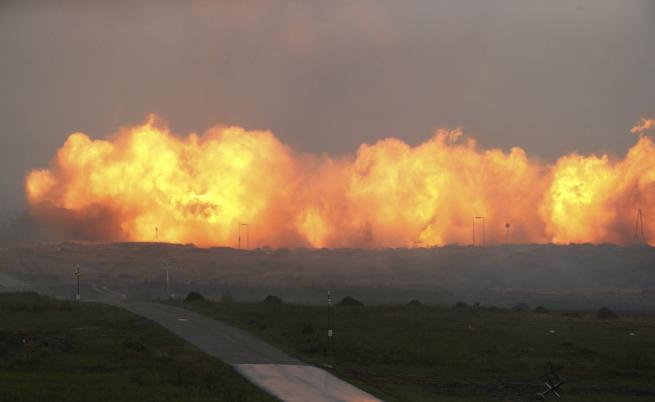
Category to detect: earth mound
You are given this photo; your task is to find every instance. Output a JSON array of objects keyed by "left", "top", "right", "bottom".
[
  {"left": 336, "top": 296, "right": 364, "bottom": 307},
  {"left": 262, "top": 295, "right": 284, "bottom": 304},
  {"left": 184, "top": 291, "right": 205, "bottom": 302}
]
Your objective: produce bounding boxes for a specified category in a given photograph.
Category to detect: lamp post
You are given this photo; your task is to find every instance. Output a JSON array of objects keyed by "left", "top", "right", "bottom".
[
  {"left": 74, "top": 264, "right": 80, "bottom": 302},
  {"left": 238, "top": 223, "right": 250, "bottom": 249},
  {"left": 473, "top": 216, "right": 486, "bottom": 246},
  {"left": 327, "top": 290, "right": 333, "bottom": 352},
  {"left": 163, "top": 262, "right": 173, "bottom": 298}
]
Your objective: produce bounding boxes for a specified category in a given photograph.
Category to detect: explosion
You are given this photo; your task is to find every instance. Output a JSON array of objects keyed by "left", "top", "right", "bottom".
[{"left": 26, "top": 115, "right": 655, "bottom": 247}]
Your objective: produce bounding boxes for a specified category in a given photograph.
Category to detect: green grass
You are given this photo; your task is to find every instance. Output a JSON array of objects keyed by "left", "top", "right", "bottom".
[
  {"left": 0, "top": 292, "right": 277, "bottom": 402},
  {"left": 173, "top": 300, "right": 655, "bottom": 402}
]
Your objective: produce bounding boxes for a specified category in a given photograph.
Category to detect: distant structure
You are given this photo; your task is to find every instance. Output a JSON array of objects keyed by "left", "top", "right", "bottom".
[
  {"left": 238, "top": 223, "right": 250, "bottom": 249},
  {"left": 472, "top": 216, "right": 486, "bottom": 246},
  {"left": 635, "top": 208, "right": 645, "bottom": 243}
]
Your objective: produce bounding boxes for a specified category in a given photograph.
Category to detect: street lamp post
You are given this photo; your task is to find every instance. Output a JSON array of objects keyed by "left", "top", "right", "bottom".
[
  {"left": 327, "top": 290, "right": 333, "bottom": 352},
  {"left": 74, "top": 264, "right": 80, "bottom": 302}
]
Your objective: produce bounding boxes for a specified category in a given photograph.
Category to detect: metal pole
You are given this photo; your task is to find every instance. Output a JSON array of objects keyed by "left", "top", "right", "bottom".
[
  {"left": 327, "top": 290, "right": 332, "bottom": 352},
  {"left": 166, "top": 264, "right": 170, "bottom": 296},
  {"left": 472, "top": 217, "right": 475, "bottom": 246},
  {"left": 75, "top": 264, "right": 80, "bottom": 302},
  {"left": 482, "top": 217, "right": 485, "bottom": 247}
]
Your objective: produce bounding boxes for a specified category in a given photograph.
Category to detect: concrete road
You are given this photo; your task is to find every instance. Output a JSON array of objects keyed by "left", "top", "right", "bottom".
[{"left": 111, "top": 301, "right": 383, "bottom": 402}]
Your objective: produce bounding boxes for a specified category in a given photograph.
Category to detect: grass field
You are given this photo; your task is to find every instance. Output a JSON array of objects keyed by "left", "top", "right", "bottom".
[
  {"left": 174, "top": 299, "right": 655, "bottom": 402},
  {"left": 0, "top": 292, "right": 276, "bottom": 402}
]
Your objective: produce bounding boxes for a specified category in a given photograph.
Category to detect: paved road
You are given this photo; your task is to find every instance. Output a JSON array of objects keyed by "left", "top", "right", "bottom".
[{"left": 111, "top": 301, "right": 382, "bottom": 402}]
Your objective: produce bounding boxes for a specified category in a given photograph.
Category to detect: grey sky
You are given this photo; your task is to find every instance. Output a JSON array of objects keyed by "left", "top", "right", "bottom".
[{"left": 1, "top": 0, "right": 654, "bottom": 212}]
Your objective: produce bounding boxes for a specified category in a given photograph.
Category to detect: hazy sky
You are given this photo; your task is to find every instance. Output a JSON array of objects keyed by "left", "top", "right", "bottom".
[{"left": 1, "top": 0, "right": 654, "bottom": 211}]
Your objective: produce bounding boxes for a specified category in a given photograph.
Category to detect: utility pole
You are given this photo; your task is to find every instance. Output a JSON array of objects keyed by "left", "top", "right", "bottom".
[
  {"left": 327, "top": 290, "right": 333, "bottom": 353},
  {"left": 635, "top": 208, "right": 645, "bottom": 243},
  {"left": 164, "top": 262, "right": 171, "bottom": 298},
  {"left": 473, "top": 216, "right": 486, "bottom": 246},
  {"left": 74, "top": 264, "right": 80, "bottom": 302},
  {"left": 155, "top": 227, "right": 159, "bottom": 241},
  {"left": 505, "top": 223, "right": 511, "bottom": 244},
  {"left": 238, "top": 223, "right": 249, "bottom": 249}
]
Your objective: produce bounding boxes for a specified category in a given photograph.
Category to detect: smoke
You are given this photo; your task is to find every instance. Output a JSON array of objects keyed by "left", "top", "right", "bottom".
[
  {"left": 631, "top": 118, "right": 655, "bottom": 134},
  {"left": 25, "top": 115, "right": 655, "bottom": 247}
]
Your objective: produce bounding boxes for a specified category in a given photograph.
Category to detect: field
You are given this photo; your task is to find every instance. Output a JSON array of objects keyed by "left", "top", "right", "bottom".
[
  {"left": 1, "top": 242, "right": 655, "bottom": 401},
  {"left": 0, "top": 292, "right": 276, "bottom": 402},
  {"left": 2, "top": 242, "right": 655, "bottom": 310},
  {"left": 174, "top": 299, "right": 655, "bottom": 402}
]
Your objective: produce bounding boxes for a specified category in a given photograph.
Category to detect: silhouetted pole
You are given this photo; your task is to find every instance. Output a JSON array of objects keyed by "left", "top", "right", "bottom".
[
  {"left": 163, "top": 262, "right": 171, "bottom": 297},
  {"left": 74, "top": 264, "right": 80, "bottom": 302},
  {"left": 238, "top": 223, "right": 250, "bottom": 249},
  {"left": 505, "top": 223, "right": 511, "bottom": 244},
  {"left": 327, "top": 290, "right": 333, "bottom": 353},
  {"left": 473, "top": 216, "right": 486, "bottom": 246},
  {"left": 635, "top": 208, "right": 645, "bottom": 243}
]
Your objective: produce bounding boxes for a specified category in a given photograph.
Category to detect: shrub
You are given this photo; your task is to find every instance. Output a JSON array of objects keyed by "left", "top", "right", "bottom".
[
  {"left": 262, "top": 295, "right": 284, "bottom": 304},
  {"left": 597, "top": 307, "right": 619, "bottom": 319},
  {"left": 453, "top": 301, "right": 470, "bottom": 309},
  {"left": 184, "top": 291, "right": 206, "bottom": 302}
]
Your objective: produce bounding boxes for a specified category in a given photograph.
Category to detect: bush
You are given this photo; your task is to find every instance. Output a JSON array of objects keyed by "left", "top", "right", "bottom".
[
  {"left": 184, "top": 291, "right": 206, "bottom": 302},
  {"left": 597, "top": 307, "right": 619, "bottom": 319},
  {"left": 534, "top": 306, "right": 550, "bottom": 314},
  {"left": 301, "top": 324, "right": 314, "bottom": 335},
  {"left": 453, "top": 301, "right": 470, "bottom": 309},
  {"left": 512, "top": 303, "right": 531, "bottom": 312},
  {"left": 407, "top": 299, "right": 423, "bottom": 306},
  {"left": 262, "top": 295, "right": 284, "bottom": 304}
]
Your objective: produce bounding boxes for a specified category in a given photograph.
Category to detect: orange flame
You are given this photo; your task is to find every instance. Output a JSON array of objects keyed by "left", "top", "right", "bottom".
[{"left": 25, "top": 115, "right": 655, "bottom": 247}]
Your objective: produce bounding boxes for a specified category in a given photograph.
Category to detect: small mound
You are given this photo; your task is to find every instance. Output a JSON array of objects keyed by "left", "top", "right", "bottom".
[
  {"left": 453, "top": 301, "right": 470, "bottom": 309},
  {"left": 407, "top": 299, "right": 423, "bottom": 306},
  {"left": 262, "top": 295, "right": 284, "bottom": 304},
  {"left": 512, "top": 303, "right": 531, "bottom": 312},
  {"left": 562, "top": 312, "right": 581, "bottom": 318},
  {"left": 597, "top": 307, "right": 619, "bottom": 319},
  {"left": 534, "top": 306, "right": 550, "bottom": 314},
  {"left": 336, "top": 296, "right": 364, "bottom": 307},
  {"left": 184, "top": 291, "right": 205, "bottom": 302}
]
